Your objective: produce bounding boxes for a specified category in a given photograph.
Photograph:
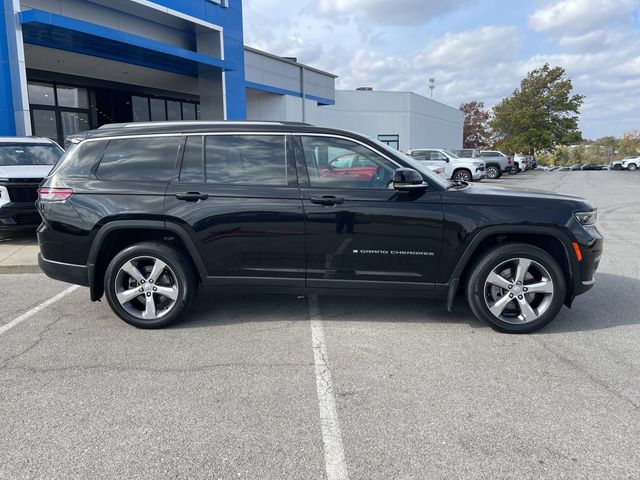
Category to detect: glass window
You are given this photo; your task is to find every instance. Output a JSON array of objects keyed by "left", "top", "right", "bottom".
[
  {"left": 182, "top": 103, "right": 197, "bottom": 120},
  {"left": 179, "top": 136, "right": 204, "bottom": 183},
  {"left": 52, "top": 140, "right": 106, "bottom": 177},
  {"left": 132, "top": 96, "right": 150, "bottom": 122},
  {"left": 28, "top": 82, "right": 55, "bottom": 106},
  {"left": 150, "top": 98, "right": 166, "bottom": 121},
  {"left": 204, "top": 135, "right": 287, "bottom": 186},
  {"left": 167, "top": 100, "right": 181, "bottom": 121},
  {"left": 378, "top": 134, "right": 399, "bottom": 150},
  {"left": 56, "top": 86, "right": 89, "bottom": 108},
  {"left": 300, "top": 136, "right": 397, "bottom": 189},
  {"left": 97, "top": 137, "right": 180, "bottom": 182},
  {"left": 0, "top": 143, "right": 63, "bottom": 166},
  {"left": 31, "top": 109, "right": 59, "bottom": 141},
  {"left": 60, "top": 111, "right": 90, "bottom": 139}
]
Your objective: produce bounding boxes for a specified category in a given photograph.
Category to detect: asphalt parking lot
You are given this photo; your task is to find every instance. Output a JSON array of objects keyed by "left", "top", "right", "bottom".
[{"left": 1, "top": 171, "right": 639, "bottom": 479}]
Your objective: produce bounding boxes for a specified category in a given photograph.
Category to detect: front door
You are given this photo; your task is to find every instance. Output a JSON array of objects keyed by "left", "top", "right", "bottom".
[
  {"left": 295, "top": 135, "right": 444, "bottom": 291},
  {"left": 164, "top": 133, "right": 305, "bottom": 289}
]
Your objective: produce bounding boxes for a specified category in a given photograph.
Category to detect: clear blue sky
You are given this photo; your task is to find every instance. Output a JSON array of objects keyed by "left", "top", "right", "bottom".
[{"left": 244, "top": 0, "right": 640, "bottom": 139}]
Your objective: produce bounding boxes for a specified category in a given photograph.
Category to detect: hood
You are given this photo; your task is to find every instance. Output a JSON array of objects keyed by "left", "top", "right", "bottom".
[
  {"left": 445, "top": 182, "right": 593, "bottom": 210},
  {"left": 0, "top": 164, "right": 53, "bottom": 180}
]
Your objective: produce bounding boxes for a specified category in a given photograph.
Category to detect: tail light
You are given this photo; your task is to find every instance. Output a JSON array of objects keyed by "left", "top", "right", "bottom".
[
  {"left": 507, "top": 156, "right": 513, "bottom": 165},
  {"left": 38, "top": 187, "right": 73, "bottom": 202}
]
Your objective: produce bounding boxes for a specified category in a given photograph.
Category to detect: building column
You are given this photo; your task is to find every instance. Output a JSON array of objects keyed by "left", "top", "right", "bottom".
[{"left": 1, "top": 0, "right": 30, "bottom": 136}]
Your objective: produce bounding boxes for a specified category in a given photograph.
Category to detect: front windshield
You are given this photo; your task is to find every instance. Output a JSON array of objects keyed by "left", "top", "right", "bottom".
[
  {"left": 0, "top": 143, "right": 63, "bottom": 166},
  {"left": 368, "top": 138, "right": 451, "bottom": 189},
  {"left": 442, "top": 149, "right": 461, "bottom": 159}
]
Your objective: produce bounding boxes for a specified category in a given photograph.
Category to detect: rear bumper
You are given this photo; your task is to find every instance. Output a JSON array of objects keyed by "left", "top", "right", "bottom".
[{"left": 38, "top": 253, "right": 89, "bottom": 287}]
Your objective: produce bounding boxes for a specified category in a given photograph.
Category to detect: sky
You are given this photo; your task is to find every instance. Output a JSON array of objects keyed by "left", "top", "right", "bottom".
[{"left": 242, "top": 0, "right": 640, "bottom": 140}]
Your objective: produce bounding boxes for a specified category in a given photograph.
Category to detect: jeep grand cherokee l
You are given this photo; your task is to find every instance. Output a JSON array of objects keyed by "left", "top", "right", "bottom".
[
  {"left": 37, "top": 121, "right": 603, "bottom": 333},
  {"left": 0, "top": 137, "right": 63, "bottom": 227}
]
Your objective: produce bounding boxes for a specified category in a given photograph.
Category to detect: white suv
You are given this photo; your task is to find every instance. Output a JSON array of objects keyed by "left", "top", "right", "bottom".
[
  {"left": 0, "top": 137, "right": 63, "bottom": 227},
  {"left": 406, "top": 148, "right": 486, "bottom": 182}
]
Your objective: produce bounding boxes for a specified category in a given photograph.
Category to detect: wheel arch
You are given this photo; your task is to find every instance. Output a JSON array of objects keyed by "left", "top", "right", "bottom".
[
  {"left": 87, "top": 220, "right": 207, "bottom": 301},
  {"left": 446, "top": 226, "right": 578, "bottom": 310}
]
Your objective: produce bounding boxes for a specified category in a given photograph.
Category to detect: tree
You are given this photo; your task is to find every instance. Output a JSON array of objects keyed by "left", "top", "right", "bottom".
[
  {"left": 491, "top": 64, "right": 584, "bottom": 154},
  {"left": 618, "top": 130, "right": 640, "bottom": 157},
  {"left": 459, "top": 100, "right": 491, "bottom": 148}
]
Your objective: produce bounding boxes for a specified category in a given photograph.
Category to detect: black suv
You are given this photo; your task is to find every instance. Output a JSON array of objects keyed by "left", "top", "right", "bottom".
[{"left": 37, "top": 121, "right": 603, "bottom": 333}]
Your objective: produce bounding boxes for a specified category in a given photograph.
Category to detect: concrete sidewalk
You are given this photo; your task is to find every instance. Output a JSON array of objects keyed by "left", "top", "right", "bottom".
[{"left": 0, "top": 230, "right": 40, "bottom": 274}]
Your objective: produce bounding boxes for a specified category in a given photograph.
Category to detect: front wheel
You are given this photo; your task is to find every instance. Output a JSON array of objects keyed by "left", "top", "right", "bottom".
[
  {"left": 453, "top": 169, "right": 472, "bottom": 182},
  {"left": 628, "top": 163, "right": 638, "bottom": 171},
  {"left": 466, "top": 243, "right": 566, "bottom": 333},
  {"left": 486, "top": 166, "right": 500, "bottom": 179},
  {"left": 104, "top": 242, "right": 197, "bottom": 328}
]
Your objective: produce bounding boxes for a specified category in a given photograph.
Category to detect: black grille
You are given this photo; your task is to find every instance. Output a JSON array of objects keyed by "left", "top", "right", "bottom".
[
  {"left": 6, "top": 185, "right": 39, "bottom": 203},
  {"left": 15, "top": 213, "right": 42, "bottom": 225}
]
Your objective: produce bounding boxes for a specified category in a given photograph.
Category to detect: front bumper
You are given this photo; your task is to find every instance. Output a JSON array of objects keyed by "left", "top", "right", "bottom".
[
  {"left": 472, "top": 167, "right": 487, "bottom": 180},
  {"left": 572, "top": 225, "right": 604, "bottom": 296},
  {"left": 38, "top": 253, "right": 90, "bottom": 287},
  {"left": 0, "top": 203, "right": 41, "bottom": 226}
]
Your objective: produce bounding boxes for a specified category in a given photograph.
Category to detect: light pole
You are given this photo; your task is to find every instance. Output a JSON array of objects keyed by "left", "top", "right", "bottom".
[{"left": 428, "top": 77, "right": 435, "bottom": 99}]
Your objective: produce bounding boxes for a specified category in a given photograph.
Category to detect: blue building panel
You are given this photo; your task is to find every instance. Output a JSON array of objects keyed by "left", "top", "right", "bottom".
[{"left": 1, "top": 1, "right": 17, "bottom": 136}]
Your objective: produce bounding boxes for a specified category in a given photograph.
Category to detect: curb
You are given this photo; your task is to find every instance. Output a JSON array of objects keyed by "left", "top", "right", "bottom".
[{"left": 0, "top": 265, "right": 42, "bottom": 274}]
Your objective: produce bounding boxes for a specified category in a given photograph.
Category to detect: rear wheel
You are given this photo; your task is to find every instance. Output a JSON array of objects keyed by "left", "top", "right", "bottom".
[
  {"left": 453, "top": 169, "right": 472, "bottom": 182},
  {"left": 466, "top": 243, "right": 566, "bottom": 333},
  {"left": 613, "top": 164, "right": 622, "bottom": 171},
  {"left": 486, "top": 165, "right": 500, "bottom": 179},
  {"left": 104, "top": 242, "right": 197, "bottom": 328}
]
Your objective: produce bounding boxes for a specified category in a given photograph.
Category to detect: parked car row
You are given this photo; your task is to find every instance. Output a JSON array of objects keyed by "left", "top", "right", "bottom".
[
  {"left": 404, "top": 147, "right": 533, "bottom": 182},
  {"left": 542, "top": 157, "right": 640, "bottom": 171}
]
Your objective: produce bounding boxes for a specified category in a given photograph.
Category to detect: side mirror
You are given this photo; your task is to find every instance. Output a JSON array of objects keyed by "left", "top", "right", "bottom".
[{"left": 393, "top": 168, "right": 428, "bottom": 191}]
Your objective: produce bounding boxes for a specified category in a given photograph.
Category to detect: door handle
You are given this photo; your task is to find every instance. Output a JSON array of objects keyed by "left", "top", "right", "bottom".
[
  {"left": 175, "top": 192, "right": 209, "bottom": 202},
  {"left": 309, "top": 196, "right": 345, "bottom": 206}
]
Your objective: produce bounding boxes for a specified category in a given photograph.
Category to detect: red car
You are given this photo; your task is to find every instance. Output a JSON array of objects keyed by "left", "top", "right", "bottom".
[{"left": 319, "top": 153, "right": 378, "bottom": 180}]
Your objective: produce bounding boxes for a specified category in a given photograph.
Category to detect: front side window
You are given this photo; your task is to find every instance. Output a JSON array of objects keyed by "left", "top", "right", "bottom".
[
  {"left": 300, "top": 136, "right": 397, "bottom": 189},
  {"left": 97, "top": 137, "right": 180, "bottom": 182}
]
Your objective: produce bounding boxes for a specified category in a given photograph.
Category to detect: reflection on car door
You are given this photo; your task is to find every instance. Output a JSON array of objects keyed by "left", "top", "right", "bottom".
[{"left": 294, "top": 135, "right": 444, "bottom": 292}]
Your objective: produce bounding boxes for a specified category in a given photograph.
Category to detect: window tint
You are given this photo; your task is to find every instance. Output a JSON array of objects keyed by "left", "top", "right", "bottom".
[
  {"left": 53, "top": 140, "right": 106, "bottom": 177},
  {"left": 180, "top": 136, "right": 204, "bottom": 183},
  {"left": 97, "top": 137, "right": 180, "bottom": 182},
  {"left": 300, "top": 136, "right": 397, "bottom": 189},
  {"left": 204, "top": 135, "right": 287, "bottom": 186}
]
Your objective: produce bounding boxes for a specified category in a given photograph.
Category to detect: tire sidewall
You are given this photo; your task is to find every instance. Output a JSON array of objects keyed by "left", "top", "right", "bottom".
[
  {"left": 104, "top": 243, "right": 195, "bottom": 328},
  {"left": 486, "top": 166, "right": 499, "bottom": 179},
  {"left": 467, "top": 244, "right": 566, "bottom": 333}
]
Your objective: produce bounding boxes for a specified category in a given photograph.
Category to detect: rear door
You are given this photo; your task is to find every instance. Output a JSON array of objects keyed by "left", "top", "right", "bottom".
[
  {"left": 164, "top": 133, "right": 305, "bottom": 289},
  {"left": 294, "top": 134, "right": 444, "bottom": 291}
]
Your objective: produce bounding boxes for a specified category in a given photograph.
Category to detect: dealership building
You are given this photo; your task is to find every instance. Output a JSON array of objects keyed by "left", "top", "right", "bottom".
[{"left": 1, "top": 0, "right": 462, "bottom": 149}]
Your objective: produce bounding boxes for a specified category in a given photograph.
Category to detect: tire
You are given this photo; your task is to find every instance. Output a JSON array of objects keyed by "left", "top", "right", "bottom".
[
  {"left": 628, "top": 163, "right": 638, "bottom": 171},
  {"left": 104, "top": 242, "right": 197, "bottom": 329},
  {"left": 613, "top": 165, "right": 622, "bottom": 171},
  {"left": 465, "top": 243, "right": 566, "bottom": 334},
  {"left": 486, "top": 165, "right": 500, "bottom": 179},
  {"left": 453, "top": 169, "right": 472, "bottom": 182}
]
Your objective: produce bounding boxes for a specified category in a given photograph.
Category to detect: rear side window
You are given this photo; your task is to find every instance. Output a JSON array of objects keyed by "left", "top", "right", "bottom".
[
  {"left": 97, "top": 137, "right": 180, "bottom": 182},
  {"left": 53, "top": 141, "right": 106, "bottom": 178},
  {"left": 178, "top": 135, "right": 288, "bottom": 186}
]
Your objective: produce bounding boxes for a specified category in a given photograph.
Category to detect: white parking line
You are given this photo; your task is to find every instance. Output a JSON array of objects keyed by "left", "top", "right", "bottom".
[
  {"left": 309, "top": 295, "right": 349, "bottom": 480},
  {"left": 0, "top": 285, "right": 79, "bottom": 337}
]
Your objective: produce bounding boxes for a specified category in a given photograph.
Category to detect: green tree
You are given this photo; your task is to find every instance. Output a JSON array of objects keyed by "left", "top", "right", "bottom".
[
  {"left": 618, "top": 130, "right": 640, "bottom": 157},
  {"left": 459, "top": 100, "right": 491, "bottom": 148},
  {"left": 491, "top": 64, "right": 584, "bottom": 153}
]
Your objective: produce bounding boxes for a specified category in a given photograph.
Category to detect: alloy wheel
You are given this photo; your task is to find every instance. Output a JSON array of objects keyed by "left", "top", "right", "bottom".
[
  {"left": 483, "top": 257, "right": 555, "bottom": 324},
  {"left": 454, "top": 171, "right": 471, "bottom": 182},
  {"left": 114, "top": 256, "right": 179, "bottom": 320},
  {"left": 486, "top": 166, "right": 499, "bottom": 179}
]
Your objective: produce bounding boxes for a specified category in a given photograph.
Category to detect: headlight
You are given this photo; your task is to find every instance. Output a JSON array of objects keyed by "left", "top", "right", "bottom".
[
  {"left": 473, "top": 162, "right": 484, "bottom": 167},
  {"left": 575, "top": 210, "right": 597, "bottom": 225}
]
